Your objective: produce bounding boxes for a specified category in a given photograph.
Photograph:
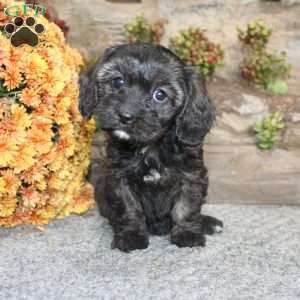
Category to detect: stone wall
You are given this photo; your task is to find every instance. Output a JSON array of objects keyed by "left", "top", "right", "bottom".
[
  {"left": 205, "top": 79, "right": 300, "bottom": 204},
  {"left": 47, "top": 0, "right": 300, "bottom": 95}
]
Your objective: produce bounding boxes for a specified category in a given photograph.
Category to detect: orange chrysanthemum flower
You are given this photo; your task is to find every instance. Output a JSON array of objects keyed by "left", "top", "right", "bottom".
[
  {"left": 0, "top": 169, "right": 20, "bottom": 197},
  {"left": 0, "top": 66, "right": 23, "bottom": 91},
  {"left": 20, "top": 88, "right": 41, "bottom": 108},
  {"left": 0, "top": 134, "right": 18, "bottom": 167},
  {"left": 12, "top": 143, "right": 37, "bottom": 173},
  {"left": 0, "top": 197, "right": 17, "bottom": 217}
]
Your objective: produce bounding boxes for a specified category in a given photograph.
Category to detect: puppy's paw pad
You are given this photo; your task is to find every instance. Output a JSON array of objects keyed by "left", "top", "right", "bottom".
[
  {"left": 171, "top": 231, "right": 206, "bottom": 248},
  {"left": 111, "top": 231, "right": 149, "bottom": 253},
  {"left": 202, "top": 215, "right": 223, "bottom": 235},
  {"left": 4, "top": 16, "right": 45, "bottom": 47}
]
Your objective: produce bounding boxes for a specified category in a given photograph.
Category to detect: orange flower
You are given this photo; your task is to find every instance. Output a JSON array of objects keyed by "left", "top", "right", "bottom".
[
  {"left": 0, "top": 134, "right": 18, "bottom": 167},
  {"left": 48, "top": 172, "right": 65, "bottom": 190},
  {"left": 20, "top": 161, "right": 50, "bottom": 184},
  {"left": 0, "top": 169, "right": 20, "bottom": 197},
  {"left": 0, "top": 35, "right": 10, "bottom": 65},
  {"left": 58, "top": 138, "right": 75, "bottom": 157},
  {"left": 27, "top": 127, "right": 53, "bottom": 155},
  {"left": 42, "top": 69, "right": 66, "bottom": 97},
  {"left": 31, "top": 117, "right": 52, "bottom": 133},
  {"left": 37, "top": 205, "right": 57, "bottom": 221},
  {"left": 0, "top": 3, "right": 10, "bottom": 26},
  {"left": 20, "top": 185, "right": 42, "bottom": 209},
  {"left": 7, "top": 47, "right": 23, "bottom": 66},
  {"left": 12, "top": 143, "right": 36, "bottom": 173},
  {"left": 23, "top": 52, "right": 48, "bottom": 78},
  {"left": 10, "top": 104, "right": 32, "bottom": 129},
  {"left": 0, "top": 66, "right": 23, "bottom": 91},
  {"left": 20, "top": 88, "right": 41, "bottom": 108},
  {"left": 31, "top": 104, "right": 54, "bottom": 121},
  {"left": 26, "top": 212, "right": 48, "bottom": 225}
]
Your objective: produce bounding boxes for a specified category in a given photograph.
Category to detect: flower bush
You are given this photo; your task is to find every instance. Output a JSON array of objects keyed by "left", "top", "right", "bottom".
[
  {"left": 238, "top": 20, "right": 291, "bottom": 94},
  {"left": 0, "top": 1, "right": 95, "bottom": 227},
  {"left": 169, "top": 27, "right": 224, "bottom": 79},
  {"left": 124, "top": 14, "right": 165, "bottom": 44}
]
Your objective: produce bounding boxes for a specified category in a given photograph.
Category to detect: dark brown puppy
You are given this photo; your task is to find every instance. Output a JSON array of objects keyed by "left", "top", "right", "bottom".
[{"left": 79, "top": 43, "right": 223, "bottom": 252}]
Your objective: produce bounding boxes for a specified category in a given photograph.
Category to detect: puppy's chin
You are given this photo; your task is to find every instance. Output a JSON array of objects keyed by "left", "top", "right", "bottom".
[{"left": 112, "top": 130, "right": 130, "bottom": 141}]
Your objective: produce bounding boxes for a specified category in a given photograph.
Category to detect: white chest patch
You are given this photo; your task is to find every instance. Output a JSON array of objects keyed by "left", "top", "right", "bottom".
[
  {"left": 143, "top": 169, "right": 161, "bottom": 183},
  {"left": 113, "top": 130, "right": 130, "bottom": 140}
]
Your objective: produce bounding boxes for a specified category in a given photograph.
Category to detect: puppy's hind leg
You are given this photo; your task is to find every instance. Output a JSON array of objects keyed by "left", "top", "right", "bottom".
[
  {"left": 170, "top": 184, "right": 223, "bottom": 248},
  {"left": 201, "top": 215, "right": 223, "bottom": 235},
  {"left": 170, "top": 185, "right": 206, "bottom": 248},
  {"left": 103, "top": 177, "right": 149, "bottom": 253}
]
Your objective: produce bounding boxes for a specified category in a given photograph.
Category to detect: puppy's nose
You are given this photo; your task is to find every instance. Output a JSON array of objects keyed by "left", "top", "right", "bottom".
[{"left": 119, "top": 112, "right": 134, "bottom": 124}]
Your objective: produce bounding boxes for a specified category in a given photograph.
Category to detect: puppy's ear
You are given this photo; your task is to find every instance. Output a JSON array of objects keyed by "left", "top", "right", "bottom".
[
  {"left": 79, "top": 46, "right": 118, "bottom": 119},
  {"left": 78, "top": 65, "right": 98, "bottom": 119},
  {"left": 175, "top": 68, "right": 215, "bottom": 146}
]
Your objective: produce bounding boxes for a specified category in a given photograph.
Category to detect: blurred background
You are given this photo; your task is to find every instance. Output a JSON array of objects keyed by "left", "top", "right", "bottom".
[{"left": 43, "top": 0, "right": 300, "bottom": 205}]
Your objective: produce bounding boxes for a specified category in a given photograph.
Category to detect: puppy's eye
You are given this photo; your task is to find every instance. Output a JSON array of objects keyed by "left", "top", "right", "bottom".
[
  {"left": 112, "top": 77, "right": 125, "bottom": 89},
  {"left": 153, "top": 89, "right": 167, "bottom": 103}
]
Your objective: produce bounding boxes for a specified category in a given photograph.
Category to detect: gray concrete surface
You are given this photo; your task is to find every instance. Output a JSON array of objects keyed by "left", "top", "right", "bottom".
[{"left": 1, "top": 204, "right": 300, "bottom": 300}]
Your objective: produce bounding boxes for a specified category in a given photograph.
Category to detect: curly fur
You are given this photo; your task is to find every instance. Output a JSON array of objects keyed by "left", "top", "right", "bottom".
[{"left": 79, "top": 43, "right": 223, "bottom": 253}]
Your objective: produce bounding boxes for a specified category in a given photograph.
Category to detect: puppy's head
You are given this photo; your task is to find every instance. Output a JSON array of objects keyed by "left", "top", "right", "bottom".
[{"left": 79, "top": 43, "right": 215, "bottom": 146}]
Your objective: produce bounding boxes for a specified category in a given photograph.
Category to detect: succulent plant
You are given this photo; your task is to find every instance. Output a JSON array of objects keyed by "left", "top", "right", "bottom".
[
  {"left": 238, "top": 20, "right": 291, "bottom": 93},
  {"left": 237, "top": 20, "right": 272, "bottom": 51},
  {"left": 254, "top": 112, "right": 284, "bottom": 150},
  {"left": 169, "top": 27, "right": 224, "bottom": 79},
  {"left": 123, "top": 14, "right": 165, "bottom": 44}
]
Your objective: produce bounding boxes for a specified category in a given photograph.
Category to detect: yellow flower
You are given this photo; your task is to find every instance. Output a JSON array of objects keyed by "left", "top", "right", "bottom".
[
  {"left": 43, "top": 68, "right": 66, "bottom": 97},
  {"left": 0, "top": 134, "right": 18, "bottom": 167},
  {"left": 10, "top": 104, "right": 32, "bottom": 130},
  {"left": 57, "top": 96, "right": 72, "bottom": 111},
  {"left": 12, "top": 143, "right": 37, "bottom": 173},
  {"left": 37, "top": 205, "right": 57, "bottom": 221},
  {"left": 0, "top": 177, "right": 6, "bottom": 195},
  {"left": 27, "top": 121, "right": 53, "bottom": 155},
  {"left": 21, "top": 163, "right": 49, "bottom": 186},
  {"left": 67, "top": 184, "right": 94, "bottom": 215},
  {"left": 0, "top": 169, "right": 20, "bottom": 197},
  {"left": 0, "top": 34, "right": 10, "bottom": 65},
  {"left": 23, "top": 52, "right": 48, "bottom": 82},
  {"left": 0, "top": 197, "right": 16, "bottom": 217},
  {"left": 48, "top": 173, "right": 66, "bottom": 190}
]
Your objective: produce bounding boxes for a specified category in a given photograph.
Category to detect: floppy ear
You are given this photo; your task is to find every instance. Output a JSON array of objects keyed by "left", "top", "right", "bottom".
[
  {"left": 78, "top": 46, "right": 118, "bottom": 119},
  {"left": 78, "top": 65, "right": 98, "bottom": 119},
  {"left": 175, "top": 68, "right": 216, "bottom": 146}
]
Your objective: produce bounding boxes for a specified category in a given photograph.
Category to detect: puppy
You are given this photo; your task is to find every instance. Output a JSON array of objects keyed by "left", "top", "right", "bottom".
[{"left": 79, "top": 43, "right": 223, "bottom": 252}]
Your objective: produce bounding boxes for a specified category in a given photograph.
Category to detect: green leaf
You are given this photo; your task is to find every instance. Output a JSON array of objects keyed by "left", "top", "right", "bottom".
[
  {"left": 267, "top": 80, "right": 288, "bottom": 95},
  {"left": 259, "top": 142, "right": 273, "bottom": 150}
]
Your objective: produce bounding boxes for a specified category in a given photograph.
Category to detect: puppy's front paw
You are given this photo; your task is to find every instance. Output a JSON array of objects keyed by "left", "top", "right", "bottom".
[
  {"left": 111, "top": 231, "right": 149, "bottom": 253},
  {"left": 170, "top": 230, "right": 206, "bottom": 248}
]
